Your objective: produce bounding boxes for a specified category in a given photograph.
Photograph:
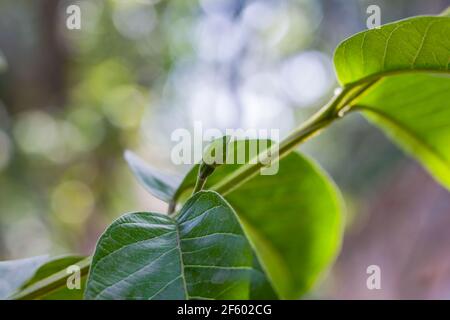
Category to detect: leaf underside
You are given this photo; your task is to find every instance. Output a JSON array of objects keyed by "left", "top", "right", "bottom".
[
  {"left": 334, "top": 14, "right": 450, "bottom": 191},
  {"left": 354, "top": 73, "right": 450, "bottom": 189},
  {"left": 125, "top": 150, "right": 182, "bottom": 202}
]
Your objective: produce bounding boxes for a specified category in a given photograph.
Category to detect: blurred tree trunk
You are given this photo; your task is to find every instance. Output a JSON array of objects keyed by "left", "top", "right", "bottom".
[
  {"left": 38, "top": 0, "right": 67, "bottom": 108},
  {"left": 2, "top": 0, "right": 67, "bottom": 112}
]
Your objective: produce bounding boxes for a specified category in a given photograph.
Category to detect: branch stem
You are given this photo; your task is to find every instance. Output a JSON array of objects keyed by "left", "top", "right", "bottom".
[
  {"left": 192, "top": 163, "right": 215, "bottom": 195},
  {"left": 210, "top": 80, "right": 379, "bottom": 196}
]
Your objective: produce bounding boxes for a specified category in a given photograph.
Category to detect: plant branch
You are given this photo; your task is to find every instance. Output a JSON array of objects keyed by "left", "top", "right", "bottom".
[{"left": 210, "top": 80, "right": 379, "bottom": 196}]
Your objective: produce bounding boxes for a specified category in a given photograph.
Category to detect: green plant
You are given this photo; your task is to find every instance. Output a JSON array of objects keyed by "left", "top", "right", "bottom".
[{"left": 2, "top": 10, "right": 449, "bottom": 300}]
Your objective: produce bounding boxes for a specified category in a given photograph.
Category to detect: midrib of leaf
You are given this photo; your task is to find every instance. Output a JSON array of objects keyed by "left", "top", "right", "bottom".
[
  {"left": 87, "top": 192, "right": 270, "bottom": 300},
  {"left": 175, "top": 194, "right": 270, "bottom": 300},
  {"left": 87, "top": 212, "right": 188, "bottom": 300},
  {"left": 342, "top": 69, "right": 450, "bottom": 89},
  {"left": 174, "top": 220, "right": 189, "bottom": 300}
]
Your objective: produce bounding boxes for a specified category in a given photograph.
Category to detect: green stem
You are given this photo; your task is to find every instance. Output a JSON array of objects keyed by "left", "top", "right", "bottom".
[
  {"left": 192, "top": 163, "right": 215, "bottom": 195},
  {"left": 192, "top": 176, "right": 207, "bottom": 194},
  {"left": 210, "top": 80, "right": 378, "bottom": 196}
]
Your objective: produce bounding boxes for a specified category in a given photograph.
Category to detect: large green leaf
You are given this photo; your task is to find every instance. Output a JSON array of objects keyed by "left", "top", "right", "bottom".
[
  {"left": 334, "top": 16, "right": 450, "bottom": 86},
  {"left": 125, "top": 150, "right": 182, "bottom": 203},
  {"left": 333, "top": 13, "right": 450, "bottom": 190},
  {"left": 0, "top": 256, "right": 48, "bottom": 299},
  {"left": 85, "top": 191, "right": 276, "bottom": 300},
  {"left": 174, "top": 140, "right": 343, "bottom": 299}
]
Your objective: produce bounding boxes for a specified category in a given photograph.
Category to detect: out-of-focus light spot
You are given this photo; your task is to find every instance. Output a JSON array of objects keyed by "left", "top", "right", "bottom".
[
  {"left": 13, "top": 111, "right": 59, "bottom": 155},
  {"left": 245, "top": 2, "right": 322, "bottom": 54},
  {"left": 75, "top": 59, "right": 132, "bottom": 104},
  {"left": 188, "top": 79, "right": 237, "bottom": 130},
  {"left": 67, "top": 108, "right": 105, "bottom": 151},
  {"left": 13, "top": 111, "right": 92, "bottom": 163},
  {"left": 165, "top": 17, "right": 195, "bottom": 58},
  {"left": 280, "top": 51, "right": 334, "bottom": 106},
  {"left": 102, "top": 86, "right": 147, "bottom": 129},
  {"left": 242, "top": 2, "right": 276, "bottom": 31},
  {"left": 163, "top": 63, "right": 239, "bottom": 129},
  {"left": 4, "top": 217, "right": 51, "bottom": 258},
  {"left": 113, "top": 1, "right": 157, "bottom": 40},
  {"left": 240, "top": 72, "right": 294, "bottom": 136},
  {"left": 45, "top": 121, "right": 87, "bottom": 163},
  {"left": 51, "top": 180, "right": 95, "bottom": 226},
  {"left": 0, "top": 130, "right": 12, "bottom": 171},
  {"left": 195, "top": 14, "right": 246, "bottom": 62}
]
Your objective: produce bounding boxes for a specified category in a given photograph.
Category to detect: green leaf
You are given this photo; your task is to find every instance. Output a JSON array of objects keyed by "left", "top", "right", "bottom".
[
  {"left": 334, "top": 15, "right": 450, "bottom": 86},
  {"left": 0, "top": 256, "right": 48, "bottom": 299},
  {"left": 125, "top": 150, "right": 182, "bottom": 203},
  {"left": 352, "top": 73, "right": 450, "bottom": 190},
  {"left": 333, "top": 13, "right": 450, "bottom": 190},
  {"left": 174, "top": 140, "right": 343, "bottom": 299},
  {"left": 85, "top": 191, "right": 276, "bottom": 300},
  {"left": 17, "top": 256, "right": 87, "bottom": 300}
]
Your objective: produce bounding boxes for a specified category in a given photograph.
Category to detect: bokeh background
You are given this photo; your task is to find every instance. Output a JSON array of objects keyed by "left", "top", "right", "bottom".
[{"left": 0, "top": 0, "right": 449, "bottom": 299}]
